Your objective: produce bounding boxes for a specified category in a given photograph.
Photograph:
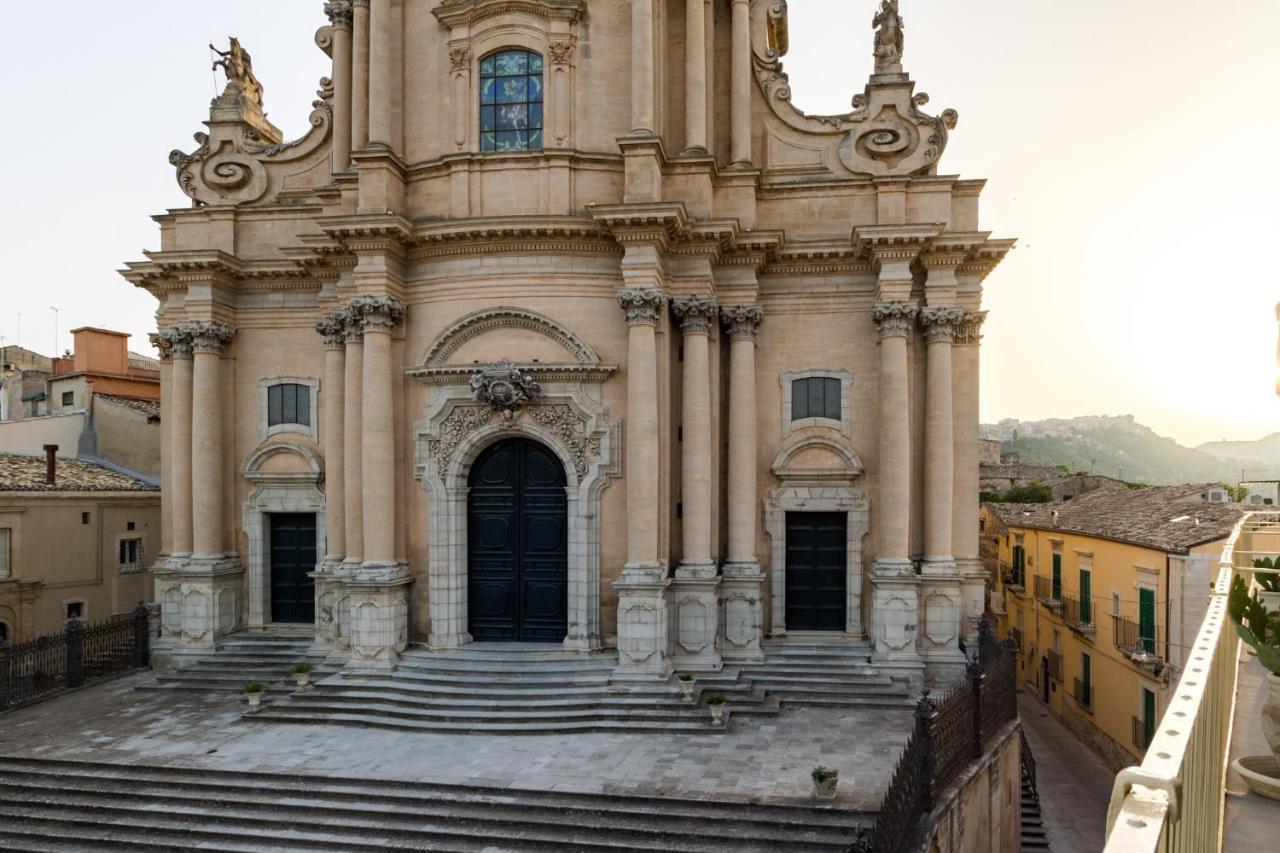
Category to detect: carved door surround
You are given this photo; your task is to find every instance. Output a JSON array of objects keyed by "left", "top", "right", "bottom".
[
  {"left": 763, "top": 431, "right": 869, "bottom": 638},
  {"left": 412, "top": 306, "right": 619, "bottom": 652},
  {"left": 433, "top": 0, "right": 584, "bottom": 154},
  {"left": 241, "top": 441, "right": 327, "bottom": 630}
]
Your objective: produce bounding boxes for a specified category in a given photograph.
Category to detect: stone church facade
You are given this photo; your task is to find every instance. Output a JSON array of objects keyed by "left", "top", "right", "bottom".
[{"left": 127, "top": 0, "right": 1013, "bottom": 684}]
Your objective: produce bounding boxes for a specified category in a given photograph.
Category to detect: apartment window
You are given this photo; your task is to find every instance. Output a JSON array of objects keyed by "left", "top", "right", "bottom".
[
  {"left": 1011, "top": 544, "right": 1026, "bottom": 586},
  {"left": 1111, "top": 591, "right": 1121, "bottom": 617},
  {"left": 1051, "top": 552, "right": 1063, "bottom": 601},
  {"left": 0, "top": 528, "right": 10, "bottom": 578},
  {"left": 61, "top": 391, "right": 74, "bottom": 407},
  {"left": 81, "top": 512, "right": 90, "bottom": 525},
  {"left": 1079, "top": 568, "right": 1092, "bottom": 624},
  {"left": 118, "top": 537, "right": 144, "bottom": 573},
  {"left": 267, "top": 383, "right": 310, "bottom": 429},
  {"left": 479, "top": 49, "right": 544, "bottom": 152},
  {"left": 791, "top": 376, "right": 841, "bottom": 422},
  {"left": 1136, "top": 686, "right": 1157, "bottom": 750},
  {"left": 1077, "top": 652, "right": 1093, "bottom": 710},
  {"left": 1138, "top": 587, "right": 1157, "bottom": 654},
  {"left": 65, "top": 601, "right": 84, "bottom": 621}
]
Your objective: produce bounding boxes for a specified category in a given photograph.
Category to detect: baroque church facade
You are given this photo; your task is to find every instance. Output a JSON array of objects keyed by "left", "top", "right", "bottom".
[{"left": 130, "top": 0, "right": 1013, "bottom": 684}]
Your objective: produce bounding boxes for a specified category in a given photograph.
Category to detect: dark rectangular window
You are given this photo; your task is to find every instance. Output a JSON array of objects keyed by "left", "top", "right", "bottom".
[
  {"left": 66, "top": 601, "right": 83, "bottom": 620},
  {"left": 81, "top": 512, "right": 90, "bottom": 525},
  {"left": 119, "top": 538, "right": 143, "bottom": 570},
  {"left": 267, "top": 383, "right": 310, "bottom": 428},
  {"left": 61, "top": 391, "right": 74, "bottom": 407},
  {"left": 1052, "top": 553, "right": 1062, "bottom": 600},
  {"left": 1138, "top": 587, "right": 1156, "bottom": 654},
  {"left": 791, "top": 377, "right": 841, "bottom": 422}
]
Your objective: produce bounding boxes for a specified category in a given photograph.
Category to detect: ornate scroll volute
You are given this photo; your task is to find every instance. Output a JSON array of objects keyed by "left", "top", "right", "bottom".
[
  {"left": 169, "top": 36, "right": 334, "bottom": 207},
  {"left": 470, "top": 362, "right": 543, "bottom": 422}
]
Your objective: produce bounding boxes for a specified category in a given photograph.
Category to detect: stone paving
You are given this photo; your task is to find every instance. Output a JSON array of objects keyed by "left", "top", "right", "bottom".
[
  {"left": 0, "top": 673, "right": 913, "bottom": 810},
  {"left": 1224, "top": 652, "right": 1280, "bottom": 849},
  {"left": 1017, "top": 691, "right": 1115, "bottom": 853}
]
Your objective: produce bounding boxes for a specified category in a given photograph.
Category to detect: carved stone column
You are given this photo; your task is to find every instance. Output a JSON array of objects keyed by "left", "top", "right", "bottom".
[
  {"left": 448, "top": 45, "right": 470, "bottom": 151},
  {"left": 953, "top": 310, "right": 987, "bottom": 648},
  {"left": 169, "top": 331, "right": 194, "bottom": 562},
  {"left": 351, "top": 0, "right": 370, "bottom": 150},
  {"left": 729, "top": 0, "right": 751, "bottom": 164},
  {"left": 670, "top": 296, "right": 719, "bottom": 671},
  {"left": 149, "top": 330, "right": 177, "bottom": 564},
  {"left": 869, "top": 301, "right": 922, "bottom": 673},
  {"left": 326, "top": 1, "right": 353, "bottom": 170},
  {"left": 315, "top": 312, "right": 347, "bottom": 568},
  {"left": 630, "top": 0, "right": 655, "bottom": 134},
  {"left": 720, "top": 304, "right": 764, "bottom": 663},
  {"left": 367, "top": 0, "right": 392, "bottom": 146},
  {"left": 188, "top": 321, "right": 236, "bottom": 563},
  {"left": 342, "top": 313, "right": 364, "bottom": 573},
  {"left": 920, "top": 306, "right": 964, "bottom": 571},
  {"left": 683, "top": 0, "right": 707, "bottom": 152},
  {"left": 613, "top": 287, "right": 672, "bottom": 680},
  {"left": 354, "top": 295, "right": 404, "bottom": 572}
]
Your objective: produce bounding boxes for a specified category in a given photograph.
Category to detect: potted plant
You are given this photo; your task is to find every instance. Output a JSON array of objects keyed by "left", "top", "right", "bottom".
[
  {"left": 243, "top": 682, "right": 264, "bottom": 711},
  {"left": 1253, "top": 557, "right": 1280, "bottom": 612},
  {"left": 677, "top": 673, "right": 695, "bottom": 701},
  {"left": 1228, "top": 575, "right": 1280, "bottom": 798},
  {"left": 811, "top": 765, "right": 839, "bottom": 801},
  {"left": 289, "top": 662, "right": 314, "bottom": 689},
  {"left": 705, "top": 694, "right": 726, "bottom": 725}
]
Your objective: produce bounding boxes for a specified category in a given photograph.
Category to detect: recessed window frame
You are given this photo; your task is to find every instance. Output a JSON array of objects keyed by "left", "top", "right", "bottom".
[
  {"left": 64, "top": 599, "right": 87, "bottom": 622},
  {"left": 0, "top": 527, "right": 10, "bottom": 578},
  {"left": 478, "top": 48, "right": 545, "bottom": 153},
  {"left": 258, "top": 377, "right": 319, "bottom": 442},
  {"left": 117, "top": 534, "right": 145, "bottom": 574},
  {"left": 779, "top": 369, "right": 854, "bottom": 438}
]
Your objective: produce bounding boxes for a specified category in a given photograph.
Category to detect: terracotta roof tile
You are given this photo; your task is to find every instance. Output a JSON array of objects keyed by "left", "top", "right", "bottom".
[
  {"left": 0, "top": 454, "right": 158, "bottom": 492},
  {"left": 96, "top": 394, "right": 160, "bottom": 418}
]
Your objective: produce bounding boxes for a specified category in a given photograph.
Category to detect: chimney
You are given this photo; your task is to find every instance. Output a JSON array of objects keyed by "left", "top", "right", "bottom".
[{"left": 43, "top": 444, "right": 57, "bottom": 485}]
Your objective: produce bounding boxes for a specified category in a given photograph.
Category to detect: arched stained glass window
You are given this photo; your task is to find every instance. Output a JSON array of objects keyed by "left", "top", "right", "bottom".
[{"left": 479, "top": 49, "right": 544, "bottom": 152}]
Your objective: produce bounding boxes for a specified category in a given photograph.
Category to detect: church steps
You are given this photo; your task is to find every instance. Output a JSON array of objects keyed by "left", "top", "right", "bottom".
[
  {"left": 246, "top": 709, "right": 728, "bottom": 735},
  {"left": 393, "top": 658, "right": 618, "bottom": 675},
  {"left": 246, "top": 698, "right": 715, "bottom": 726},
  {"left": 348, "top": 670, "right": 613, "bottom": 688},
  {"left": 300, "top": 687, "right": 696, "bottom": 711}
]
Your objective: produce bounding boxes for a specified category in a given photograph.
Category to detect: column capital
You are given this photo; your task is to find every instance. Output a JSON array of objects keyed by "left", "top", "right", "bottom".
[
  {"left": 325, "top": 0, "right": 354, "bottom": 28},
  {"left": 349, "top": 294, "right": 406, "bottom": 334},
  {"left": 149, "top": 329, "right": 178, "bottom": 361},
  {"left": 919, "top": 306, "right": 966, "bottom": 344},
  {"left": 954, "top": 311, "right": 988, "bottom": 345},
  {"left": 352, "top": 0, "right": 369, "bottom": 6},
  {"left": 180, "top": 320, "right": 236, "bottom": 355},
  {"left": 448, "top": 44, "right": 472, "bottom": 73},
  {"left": 671, "top": 295, "right": 718, "bottom": 335},
  {"left": 721, "top": 304, "right": 764, "bottom": 340},
  {"left": 618, "top": 287, "right": 666, "bottom": 326},
  {"left": 872, "top": 301, "right": 919, "bottom": 338},
  {"left": 314, "top": 311, "right": 349, "bottom": 349}
]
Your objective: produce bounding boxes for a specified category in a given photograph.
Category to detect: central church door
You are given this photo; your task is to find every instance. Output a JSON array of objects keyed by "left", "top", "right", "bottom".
[
  {"left": 467, "top": 438, "right": 568, "bottom": 642},
  {"left": 784, "top": 512, "right": 847, "bottom": 631}
]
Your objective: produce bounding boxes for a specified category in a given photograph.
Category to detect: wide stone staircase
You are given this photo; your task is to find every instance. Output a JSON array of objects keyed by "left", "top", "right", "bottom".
[
  {"left": 138, "top": 632, "right": 335, "bottom": 698},
  {"left": 0, "top": 756, "right": 870, "bottom": 852}
]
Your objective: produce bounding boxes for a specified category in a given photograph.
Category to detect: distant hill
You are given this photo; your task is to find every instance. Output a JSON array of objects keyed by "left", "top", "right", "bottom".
[{"left": 981, "top": 415, "right": 1260, "bottom": 486}]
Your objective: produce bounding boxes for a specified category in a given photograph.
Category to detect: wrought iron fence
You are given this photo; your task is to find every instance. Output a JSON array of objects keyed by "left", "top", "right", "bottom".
[
  {"left": 853, "top": 618, "right": 1019, "bottom": 853},
  {"left": 1020, "top": 730, "right": 1039, "bottom": 806},
  {"left": 0, "top": 603, "right": 150, "bottom": 712}
]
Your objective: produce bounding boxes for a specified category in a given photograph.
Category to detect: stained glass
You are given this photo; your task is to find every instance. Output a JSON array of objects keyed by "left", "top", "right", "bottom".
[{"left": 478, "top": 50, "right": 543, "bottom": 152}]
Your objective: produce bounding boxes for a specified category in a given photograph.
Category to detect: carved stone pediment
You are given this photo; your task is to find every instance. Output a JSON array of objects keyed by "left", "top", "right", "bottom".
[{"left": 471, "top": 362, "right": 542, "bottom": 419}]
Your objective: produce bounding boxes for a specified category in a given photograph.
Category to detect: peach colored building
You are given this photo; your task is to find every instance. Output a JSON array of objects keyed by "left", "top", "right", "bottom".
[{"left": 126, "top": 1, "right": 1013, "bottom": 682}]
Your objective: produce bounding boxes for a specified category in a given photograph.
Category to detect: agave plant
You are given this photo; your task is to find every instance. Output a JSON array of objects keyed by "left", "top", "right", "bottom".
[{"left": 1229, "top": 574, "right": 1280, "bottom": 676}]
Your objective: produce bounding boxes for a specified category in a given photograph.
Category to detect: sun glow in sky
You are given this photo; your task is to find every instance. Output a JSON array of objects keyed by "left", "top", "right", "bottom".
[{"left": 1, "top": 1, "right": 1277, "bottom": 447}]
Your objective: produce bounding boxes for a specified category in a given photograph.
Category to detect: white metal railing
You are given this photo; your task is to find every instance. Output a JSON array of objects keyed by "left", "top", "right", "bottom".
[{"left": 1102, "top": 510, "right": 1280, "bottom": 852}]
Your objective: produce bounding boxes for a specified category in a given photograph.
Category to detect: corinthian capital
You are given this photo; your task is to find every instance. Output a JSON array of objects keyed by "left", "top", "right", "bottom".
[
  {"left": 617, "top": 288, "right": 666, "bottom": 326},
  {"left": 149, "top": 329, "right": 179, "bottom": 361},
  {"left": 919, "top": 306, "right": 966, "bottom": 344},
  {"left": 872, "top": 301, "right": 919, "bottom": 338},
  {"left": 181, "top": 320, "right": 237, "bottom": 355},
  {"left": 721, "top": 304, "right": 764, "bottom": 340},
  {"left": 325, "top": 1, "right": 353, "bottom": 28},
  {"left": 313, "top": 311, "right": 348, "bottom": 349},
  {"left": 349, "top": 295, "right": 406, "bottom": 334},
  {"left": 954, "top": 311, "right": 988, "bottom": 345},
  {"left": 671, "top": 296, "right": 719, "bottom": 335}
]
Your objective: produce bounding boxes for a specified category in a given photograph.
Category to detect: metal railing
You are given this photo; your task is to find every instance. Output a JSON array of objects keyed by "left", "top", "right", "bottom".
[
  {"left": 855, "top": 619, "right": 1019, "bottom": 853},
  {"left": 1034, "top": 575, "right": 1061, "bottom": 609},
  {"left": 1103, "top": 510, "right": 1280, "bottom": 853},
  {"left": 0, "top": 604, "right": 150, "bottom": 711},
  {"left": 1062, "top": 594, "right": 1095, "bottom": 634},
  {"left": 1073, "top": 677, "right": 1093, "bottom": 711},
  {"left": 1112, "top": 614, "right": 1158, "bottom": 659}
]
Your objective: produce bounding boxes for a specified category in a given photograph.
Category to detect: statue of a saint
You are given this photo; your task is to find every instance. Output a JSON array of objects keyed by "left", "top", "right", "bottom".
[
  {"left": 872, "top": 0, "right": 904, "bottom": 74},
  {"left": 211, "top": 37, "right": 265, "bottom": 108}
]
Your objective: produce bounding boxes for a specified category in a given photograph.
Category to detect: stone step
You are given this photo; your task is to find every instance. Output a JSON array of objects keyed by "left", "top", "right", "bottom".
[
  {"left": 362, "top": 669, "right": 614, "bottom": 688},
  {"left": 738, "top": 673, "right": 908, "bottom": 690},
  {"left": 317, "top": 679, "right": 617, "bottom": 700},
  {"left": 246, "top": 709, "right": 728, "bottom": 735},
  {"left": 304, "top": 688, "right": 698, "bottom": 711},
  {"left": 402, "top": 647, "right": 619, "bottom": 664},
  {"left": 252, "top": 697, "right": 715, "bottom": 725},
  {"left": 0, "top": 757, "right": 865, "bottom": 851},
  {"left": 395, "top": 657, "right": 618, "bottom": 675},
  {"left": 737, "top": 667, "right": 893, "bottom": 683}
]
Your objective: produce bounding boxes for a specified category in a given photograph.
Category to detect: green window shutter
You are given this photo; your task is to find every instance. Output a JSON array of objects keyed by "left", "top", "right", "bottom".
[
  {"left": 1138, "top": 588, "right": 1156, "bottom": 654},
  {"left": 1082, "top": 653, "right": 1091, "bottom": 691},
  {"left": 1080, "top": 570, "right": 1092, "bottom": 623},
  {"left": 1052, "top": 553, "right": 1062, "bottom": 600},
  {"left": 1142, "top": 687, "right": 1157, "bottom": 746}
]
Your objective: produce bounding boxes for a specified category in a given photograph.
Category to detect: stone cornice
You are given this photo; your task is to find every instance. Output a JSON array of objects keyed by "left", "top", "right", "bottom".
[
  {"left": 407, "top": 363, "right": 616, "bottom": 385},
  {"left": 853, "top": 224, "right": 944, "bottom": 262},
  {"left": 318, "top": 214, "right": 415, "bottom": 256},
  {"left": 590, "top": 202, "right": 691, "bottom": 253},
  {"left": 407, "top": 216, "right": 618, "bottom": 261},
  {"left": 957, "top": 238, "right": 1017, "bottom": 280},
  {"left": 921, "top": 231, "right": 990, "bottom": 268},
  {"left": 432, "top": 0, "right": 586, "bottom": 29}
]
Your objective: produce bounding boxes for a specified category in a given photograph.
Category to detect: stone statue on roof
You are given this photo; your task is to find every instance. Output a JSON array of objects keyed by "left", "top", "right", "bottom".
[
  {"left": 211, "top": 37, "right": 265, "bottom": 109},
  {"left": 872, "top": 0, "right": 904, "bottom": 75}
]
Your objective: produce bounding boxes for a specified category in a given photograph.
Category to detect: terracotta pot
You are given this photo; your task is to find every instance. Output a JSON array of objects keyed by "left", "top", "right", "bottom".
[
  {"left": 1265, "top": 673, "right": 1280, "bottom": 760},
  {"left": 679, "top": 679, "right": 695, "bottom": 701},
  {"left": 812, "top": 773, "right": 839, "bottom": 801}
]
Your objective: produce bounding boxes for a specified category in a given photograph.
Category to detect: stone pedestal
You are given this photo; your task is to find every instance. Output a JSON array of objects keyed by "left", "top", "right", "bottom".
[
  {"left": 343, "top": 572, "right": 411, "bottom": 671},
  {"left": 719, "top": 561, "right": 765, "bottom": 664},
  {"left": 918, "top": 571, "right": 967, "bottom": 686},
  {"left": 612, "top": 563, "right": 673, "bottom": 680},
  {"left": 153, "top": 562, "right": 243, "bottom": 663},
  {"left": 870, "top": 560, "right": 922, "bottom": 677},
  {"left": 669, "top": 563, "right": 722, "bottom": 672}
]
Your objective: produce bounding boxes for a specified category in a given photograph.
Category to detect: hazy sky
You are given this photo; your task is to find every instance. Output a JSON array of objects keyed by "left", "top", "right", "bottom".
[{"left": 2, "top": 1, "right": 1277, "bottom": 447}]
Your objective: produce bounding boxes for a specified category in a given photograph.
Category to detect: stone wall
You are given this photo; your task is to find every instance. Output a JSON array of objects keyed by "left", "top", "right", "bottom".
[
  {"left": 918, "top": 721, "right": 1022, "bottom": 853},
  {"left": 0, "top": 412, "right": 84, "bottom": 458}
]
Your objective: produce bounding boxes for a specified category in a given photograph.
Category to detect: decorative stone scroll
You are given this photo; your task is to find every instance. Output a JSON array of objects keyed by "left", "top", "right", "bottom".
[
  {"left": 471, "top": 362, "right": 542, "bottom": 420},
  {"left": 918, "top": 306, "right": 966, "bottom": 343},
  {"left": 871, "top": 301, "right": 919, "bottom": 338}
]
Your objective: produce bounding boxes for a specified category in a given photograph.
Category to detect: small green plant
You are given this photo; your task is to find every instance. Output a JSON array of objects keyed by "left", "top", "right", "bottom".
[
  {"left": 1228, "top": 574, "right": 1280, "bottom": 676},
  {"left": 677, "top": 673, "right": 693, "bottom": 682},
  {"left": 1252, "top": 557, "right": 1280, "bottom": 592},
  {"left": 705, "top": 694, "right": 726, "bottom": 706},
  {"left": 811, "top": 766, "right": 836, "bottom": 783},
  {"left": 243, "top": 682, "right": 264, "bottom": 694},
  {"left": 289, "top": 663, "right": 314, "bottom": 675}
]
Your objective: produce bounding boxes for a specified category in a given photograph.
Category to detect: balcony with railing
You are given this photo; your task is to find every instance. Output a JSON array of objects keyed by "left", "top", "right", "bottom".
[
  {"left": 1111, "top": 613, "right": 1165, "bottom": 675},
  {"left": 1103, "top": 510, "right": 1280, "bottom": 853},
  {"left": 1072, "top": 677, "right": 1093, "bottom": 712},
  {"left": 1000, "top": 561, "right": 1026, "bottom": 596},
  {"left": 1033, "top": 574, "right": 1061, "bottom": 612},
  {"left": 1045, "top": 649, "right": 1063, "bottom": 682},
  {"left": 1061, "top": 594, "right": 1096, "bottom": 636}
]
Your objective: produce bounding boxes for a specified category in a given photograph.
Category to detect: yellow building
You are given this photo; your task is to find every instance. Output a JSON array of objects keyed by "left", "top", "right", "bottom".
[{"left": 983, "top": 484, "right": 1247, "bottom": 770}]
